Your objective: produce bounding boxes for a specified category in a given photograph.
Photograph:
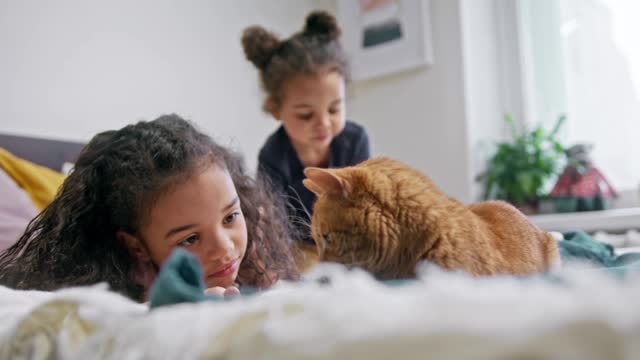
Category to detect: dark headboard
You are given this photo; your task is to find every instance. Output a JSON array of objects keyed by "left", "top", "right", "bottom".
[{"left": 0, "top": 133, "right": 86, "bottom": 172}]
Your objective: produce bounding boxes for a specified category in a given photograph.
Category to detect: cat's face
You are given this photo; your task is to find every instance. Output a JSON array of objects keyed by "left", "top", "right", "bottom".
[{"left": 303, "top": 159, "right": 404, "bottom": 276}]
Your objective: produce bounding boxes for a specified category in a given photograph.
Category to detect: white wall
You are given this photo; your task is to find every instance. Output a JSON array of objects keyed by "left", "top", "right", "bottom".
[
  {"left": 344, "top": 0, "right": 508, "bottom": 203},
  {"left": 346, "top": 0, "right": 473, "bottom": 202},
  {"left": 0, "top": 0, "right": 332, "bottom": 172},
  {"left": 0, "top": 0, "right": 509, "bottom": 202}
]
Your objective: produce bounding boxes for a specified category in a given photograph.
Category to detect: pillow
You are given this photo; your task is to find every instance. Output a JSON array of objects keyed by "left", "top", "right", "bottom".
[
  {"left": 0, "top": 147, "right": 66, "bottom": 210},
  {"left": 0, "top": 168, "right": 38, "bottom": 252}
]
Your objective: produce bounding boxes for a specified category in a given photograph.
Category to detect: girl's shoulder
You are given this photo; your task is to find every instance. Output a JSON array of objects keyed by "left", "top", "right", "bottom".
[
  {"left": 339, "top": 120, "right": 368, "bottom": 142},
  {"left": 258, "top": 126, "right": 290, "bottom": 160}
]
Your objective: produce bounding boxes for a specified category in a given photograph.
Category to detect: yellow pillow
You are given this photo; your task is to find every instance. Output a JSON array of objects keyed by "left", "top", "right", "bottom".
[{"left": 0, "top": 148, "right": 66, "bottom": 211}]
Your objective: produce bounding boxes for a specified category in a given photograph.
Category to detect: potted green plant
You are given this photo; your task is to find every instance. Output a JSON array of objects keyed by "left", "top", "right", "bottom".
[{"left": 479, "top": 115, "right": 567, "bottom": 214}]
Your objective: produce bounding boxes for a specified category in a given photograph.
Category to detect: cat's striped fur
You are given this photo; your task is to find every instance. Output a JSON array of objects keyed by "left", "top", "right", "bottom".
[{"left": 300, "top": 157, "right": 560, "bottom": 278}]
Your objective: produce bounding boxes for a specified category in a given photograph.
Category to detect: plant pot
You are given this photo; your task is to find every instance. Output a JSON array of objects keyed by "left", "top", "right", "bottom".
[
  {"left": 577, "top": 196, "right": 611, "bottom": 211},
  {"left": 516, "top": 201, "right": 539, "bottom": 215},
  {"left": 554, "top": 197, "right": 578, "bottom": 213},
  {"left": 537, "top": 199, "right": 556, "bottom": 214}
]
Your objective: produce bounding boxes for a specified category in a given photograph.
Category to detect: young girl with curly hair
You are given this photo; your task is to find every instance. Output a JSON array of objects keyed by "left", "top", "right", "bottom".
[{"left": 0, "top": 114, "right": 299, "bottom": 302}]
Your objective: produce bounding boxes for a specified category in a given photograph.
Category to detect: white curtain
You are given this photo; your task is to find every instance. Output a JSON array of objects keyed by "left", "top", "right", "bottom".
[{"left": 520, "top": 0, "right": 640, "bottom": 192}]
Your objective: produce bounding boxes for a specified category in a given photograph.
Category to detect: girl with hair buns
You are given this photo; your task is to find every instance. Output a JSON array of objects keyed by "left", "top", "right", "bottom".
[{"left": 242, "top": 11, "right": 371, "bottom": 247}]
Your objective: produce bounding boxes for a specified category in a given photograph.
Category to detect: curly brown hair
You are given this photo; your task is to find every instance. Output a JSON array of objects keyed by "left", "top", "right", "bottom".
[
  {"left": 242, "top": 10, "right": 349, "bottom": 113},
  {"left": 0, "top": 114, "right": 299, "bottom": 301}
]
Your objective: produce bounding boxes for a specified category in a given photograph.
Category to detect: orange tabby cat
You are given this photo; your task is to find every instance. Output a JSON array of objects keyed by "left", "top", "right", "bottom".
[{"left": 301, "top": 157, "right": 560, "bottom": 278}]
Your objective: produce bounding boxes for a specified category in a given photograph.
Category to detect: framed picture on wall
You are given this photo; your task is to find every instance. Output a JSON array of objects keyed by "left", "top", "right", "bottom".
[{"left": 337, "top": 0, "right": 434, "bottom": 82}]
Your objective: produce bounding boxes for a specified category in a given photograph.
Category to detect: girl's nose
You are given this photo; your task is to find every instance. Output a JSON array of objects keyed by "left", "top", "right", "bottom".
[
  {"left": 318, "top": 113, "right": 331, "bottom": 128},
  {"left": 205, "top": 228, "right": 234, "bottom": 260}
]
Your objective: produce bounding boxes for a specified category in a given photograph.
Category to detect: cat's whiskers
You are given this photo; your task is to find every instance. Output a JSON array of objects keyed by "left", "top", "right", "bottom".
[
  {"left": 285, "top": 186, "right": 313, "bottom": 221},
  {"left": 278, "top": 191, "right": 313, "bottom": 239},
  {"left": 282, "top": 190, "right": 313, "bottom": 229},
  {"left": 287, "top": 214, "right": 312, "bottom": 236}
]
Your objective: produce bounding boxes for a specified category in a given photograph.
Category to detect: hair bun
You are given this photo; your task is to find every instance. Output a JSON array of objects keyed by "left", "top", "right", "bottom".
[
  {"left": 304, "top": 11, "right": 341, "bottom": 40},
  {"left": 241, "top": 26, "right": 281, "bottom": 69}
]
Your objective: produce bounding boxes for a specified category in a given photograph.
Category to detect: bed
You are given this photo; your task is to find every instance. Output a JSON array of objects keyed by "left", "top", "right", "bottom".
[
  {"left": 0, "top": 262, "right": 639, "bottom": 359},
  {"left": 1, "top": 133, "right": 639, "bottom": 359}
]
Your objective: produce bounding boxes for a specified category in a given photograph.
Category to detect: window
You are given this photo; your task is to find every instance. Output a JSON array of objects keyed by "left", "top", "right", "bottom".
[{"left": 518, "top": 0, "right": 640, "bottom": 196}]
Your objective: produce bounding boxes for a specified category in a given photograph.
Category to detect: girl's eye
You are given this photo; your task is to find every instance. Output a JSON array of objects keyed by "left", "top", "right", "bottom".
[
  {"left": 179, "top": 234, "right": 199, "bottom": 247},
  {"left": 223, "top": 211, "right": 241, "bottom": 225},
  {"left": 329, "top": 107, "right": 340, "bottom": 115},
  {"left": 297, "top": 113, "right": 313, "bottom": 121}
]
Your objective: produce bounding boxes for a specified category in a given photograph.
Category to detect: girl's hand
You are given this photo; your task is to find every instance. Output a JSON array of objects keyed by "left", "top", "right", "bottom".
[
  {"left": 142, "top": 286, "right": 240, "bottom": 306},
  {"left": 205, "top": 286, "right": 240, "bottom": 299}
]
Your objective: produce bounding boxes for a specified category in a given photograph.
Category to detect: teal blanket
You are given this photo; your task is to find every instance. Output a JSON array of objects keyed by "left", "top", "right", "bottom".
[
  {"left": 148, "top": 248, "right": 219, "bottom": 308},
  {"left": 149, "top": 248, "right": 258, "bottom": 308},
  {"left": 559, "top": 231, "right": 640, "bottom": 276},
  {"left": 150, "top": 232, "right": 640, "bottom": 308}
]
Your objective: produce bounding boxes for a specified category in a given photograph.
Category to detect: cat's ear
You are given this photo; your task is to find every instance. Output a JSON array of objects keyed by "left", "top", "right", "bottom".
[
  {"left": 302, "top": 178, "right": 324, "bottom": 195},
  {"left": 303, "top": 167, "right": 352, "bottom": 197}
]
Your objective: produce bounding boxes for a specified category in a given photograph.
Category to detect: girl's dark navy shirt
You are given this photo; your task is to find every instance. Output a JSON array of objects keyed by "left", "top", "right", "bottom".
[{"left": 257, "top": 121, "right": 370, "bottom": 243}]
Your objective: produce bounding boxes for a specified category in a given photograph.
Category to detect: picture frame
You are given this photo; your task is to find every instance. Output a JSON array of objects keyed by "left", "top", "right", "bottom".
[{"left": 337, "top": 0, "right": 434, "bottom": 82}]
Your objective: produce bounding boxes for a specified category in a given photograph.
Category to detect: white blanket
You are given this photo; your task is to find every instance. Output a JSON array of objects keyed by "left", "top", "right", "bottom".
[{"left": 1, "top": 263, "right": 640, "bottom": 359}]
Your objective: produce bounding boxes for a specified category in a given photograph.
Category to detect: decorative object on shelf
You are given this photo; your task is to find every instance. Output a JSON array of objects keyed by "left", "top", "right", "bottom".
[
  {"left": 549, "top": 143, "right": 617, "bottom": 212},
  {"left": 337, "top": 0, "right": 433, "bottom": 81},
  {"left": 478, "top": 115, "right": 567, "bottom": 214}
]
